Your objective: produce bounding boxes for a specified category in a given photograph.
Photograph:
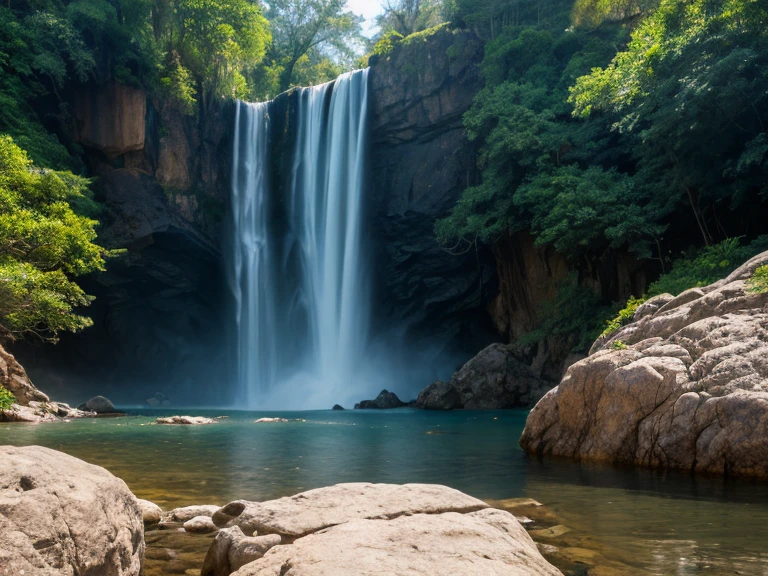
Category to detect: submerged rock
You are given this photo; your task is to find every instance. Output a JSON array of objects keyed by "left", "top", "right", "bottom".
[
  {"left": 521, "top": 250, "right": 768, "bottom": 479},
  {"left": 205, "top": 483, "right": 560, "bottom": 576},
  {"left": 254, "top": 417, "right": 288, "bottom": 423},
  {"left": 0, "top": 445, "right": 144, "bottom": 575},
  {"left": 416, "top": 343, "right": 549, "bottom": 410},
  {"left": 78, "top": 395, "right": 117, "bottom": 413},
  {"left": 157, "top": 415, "right": 218, "bottom": 425},
  {"left": 354, "top": 389, "right": 407, "bottom": 409}
]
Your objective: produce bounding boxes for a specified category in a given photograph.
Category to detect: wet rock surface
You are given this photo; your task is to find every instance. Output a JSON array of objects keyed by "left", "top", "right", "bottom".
[{"left": 521, "top": 251, "right": 768, "bottom": 478}]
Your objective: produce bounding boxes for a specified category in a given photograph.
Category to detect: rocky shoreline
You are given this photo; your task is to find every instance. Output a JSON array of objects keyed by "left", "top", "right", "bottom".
[{"left": 1, "top": 445, "right": 563, "bottom": 576}]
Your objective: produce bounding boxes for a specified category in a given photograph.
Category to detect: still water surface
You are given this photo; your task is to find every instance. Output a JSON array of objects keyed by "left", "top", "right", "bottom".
[{"left": 1, "top": 408, "right": 767, "bottom": 575}]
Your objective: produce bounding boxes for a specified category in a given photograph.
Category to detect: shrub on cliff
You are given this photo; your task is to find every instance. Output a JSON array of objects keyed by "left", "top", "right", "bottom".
[
  {"left": 0, "top": 385, "right": 14, "bottom": 410},
  {"left": 0, "top": 135, "right": 111, "bottom": 343}
]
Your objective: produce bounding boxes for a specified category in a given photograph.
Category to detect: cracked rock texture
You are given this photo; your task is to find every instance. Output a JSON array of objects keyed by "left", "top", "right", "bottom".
[
  {"left": 520, "top": 251, "right": 768, "bottom": 478},
  {"left": 206, "top": 483, "right": 559, "bottom": 576},
  {"left": 0, "top": 445, "right": 144, "bottom": 575}
]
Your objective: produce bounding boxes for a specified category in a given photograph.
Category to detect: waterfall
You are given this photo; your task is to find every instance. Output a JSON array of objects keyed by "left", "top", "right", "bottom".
[{"left": 230, "top": 69, "right": 371, "bottom": 409}]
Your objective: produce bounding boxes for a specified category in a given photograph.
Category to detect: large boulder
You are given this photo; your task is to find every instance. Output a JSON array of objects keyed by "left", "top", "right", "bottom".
[
  {"left": 0, "top": 343, "right": 48, "bottom": 406},
  {"left": 231, "top": 510, "right": 561, "bottom": 576},
  {"left": 205, "top": 483, "right": 560, "bottom": 576},
  {"left": 211, "top": 483, "right": 487, "bottom": 539},
  {"left": 0, "top": 445, "right": 144, "bottom": 575},
  {"left": 521, "top": 251, "right": 768, "bottom": 478},
  {"left": 417, "top": 343, "right": 549, "bottom": 410}
]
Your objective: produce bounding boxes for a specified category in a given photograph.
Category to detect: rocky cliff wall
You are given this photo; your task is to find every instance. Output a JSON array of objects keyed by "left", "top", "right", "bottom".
[
  {"left": 15, "top": 82, "right": 237, "bottom": 406},
  {"left": 367, "top": 29, "right": 499, "bottom": 382}
]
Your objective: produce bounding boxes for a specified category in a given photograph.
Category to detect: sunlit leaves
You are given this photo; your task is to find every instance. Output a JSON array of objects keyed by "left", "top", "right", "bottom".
[{"left": 0, "top": 136, "right": 109, "bottom": 342}]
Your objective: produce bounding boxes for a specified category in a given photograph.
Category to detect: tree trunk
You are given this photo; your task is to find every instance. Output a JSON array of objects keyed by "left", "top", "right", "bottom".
[{"left": 279, "top": 60, "right": 297, "bottom": 94}]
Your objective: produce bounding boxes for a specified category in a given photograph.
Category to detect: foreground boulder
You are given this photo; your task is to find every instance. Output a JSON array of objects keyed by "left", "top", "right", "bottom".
[
  {"left": 354, "top": 389, "right": 408, "bottom": 409},
  {"left": 0, "top": 445, "right": 144, "bottom": 575},
  {"left": 212, "top": 483, "right": 487, "bottom": 539},
  {"left": 417, "top": 343, "right": 549, "bottom": 410},
  {"left": 521, "top": 251, "right": 768, "bottom": 478},
  {"left": 232, "top": 509, "right": 560, "bottom": 576},
  {"left": 205, "top": 483, "right": 560, "bottom": 576}
]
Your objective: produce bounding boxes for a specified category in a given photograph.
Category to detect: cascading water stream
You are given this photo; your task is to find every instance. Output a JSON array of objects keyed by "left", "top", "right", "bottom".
[{"left": 230, "top": 69, "right": 370, "bottom": 409}]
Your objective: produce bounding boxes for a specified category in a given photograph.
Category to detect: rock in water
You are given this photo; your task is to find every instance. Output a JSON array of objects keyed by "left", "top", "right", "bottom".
[
  {"left": 331, "top": 404, "right": 345, "bottom": 410},
  {"left": 165, "top": 504, "right": 221, "bottom": 523},
  {"left": 0, "top": 445, "right": 144, "bottom": 575},
  {"left": 201, "top": 527, "right": 282, "bottom": 576},
  {"left": 521, "top": 250, "right": 768, "bottom": 479},
  {"left": 78, "top": 395, "right": 116, "bottom": 413},
  {"left": 137, "top": 498, "right": 163, "bottom": 525},
  {"left": 156, "top": 415, "right": 218, "bottom": 425},
  {"left": 354, "top": 389, "right": 407, "bottom": 409},
  {"left": 415, "top": 380, "right": 462, "bottom": 410},
  {"left": 184, "top": 515, "right": 219, "bottom": 534},
  {"left": 416, "top": 343, "right": 549, "bottom": 410},
  {"left": 205, "top": 484, "right": 560, "bottom": 576}
]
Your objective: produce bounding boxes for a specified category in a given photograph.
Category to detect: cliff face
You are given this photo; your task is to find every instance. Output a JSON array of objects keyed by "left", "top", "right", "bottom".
[
  {"left": 368, "top": 30, "right": 498, "bottom": 377},
  {"left": 15, "top": 82, "right": 236, "bottom": 405}
]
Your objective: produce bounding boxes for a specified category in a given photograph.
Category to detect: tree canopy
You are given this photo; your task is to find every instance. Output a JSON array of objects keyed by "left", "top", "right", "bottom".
[
  {"left": 261, "top": 0, "right": 362, "bottom": 95},
  {"left": 0, "top": 135, "right": 109, "bottom": 342}
]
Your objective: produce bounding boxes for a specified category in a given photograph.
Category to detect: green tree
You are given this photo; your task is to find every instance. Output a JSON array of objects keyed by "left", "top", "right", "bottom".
[
  {"left": 570, "top": 0, "right": 768, "bottom": 246},
  {"left": 376, "top": 0, "right": 445, "bottom": 36},
  {"left": 265, "top": 0, "right": 362, "bottom": 93},
  {"left": 151, "top": 0, "right": 270, "bottom": 111},
  {"left": 0, "top": 135, "right": 109, "bottom": 342}
]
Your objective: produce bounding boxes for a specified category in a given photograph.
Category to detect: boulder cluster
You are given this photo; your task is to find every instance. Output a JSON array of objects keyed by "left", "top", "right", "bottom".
[
  {"left": 0, "top": 447, "right": 562, "bottom": 576},
  {"left": 521, "top": 251, "right": 768, "bottom": 478}
]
